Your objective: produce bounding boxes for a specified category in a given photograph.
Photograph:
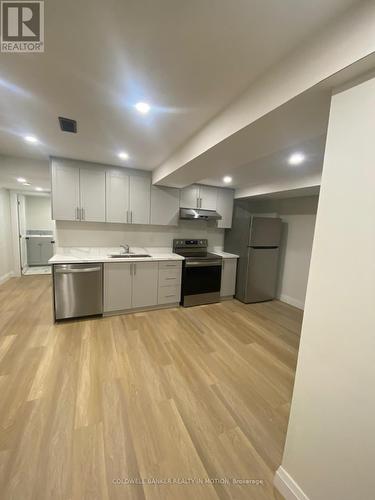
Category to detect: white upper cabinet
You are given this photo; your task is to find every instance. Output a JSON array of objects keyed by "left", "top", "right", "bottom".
[
  {"left": 216, "top": 188, "right": 234, "bottom": 228},
  {"left": 51, "top": 162, "right": 80, "bottom": 221},
  {"left": 151, "top": 186, "right": 180, "bottom": 226},
  {"left": 180, "top": 185, "right": 199, "bottom": 208},
  {"left": 180, "top": 184, "right": 218, "bottom": 210},
  {"left": 132, "top": 262, "right": 158, "bottom": 308},
  {"left": 106, "top": 170, "right": 129, "bottom": 223},
  {"left": 129, "top": 176, "right": 151, "bottom": 224},
  {"left": 79, "top": 168, "right": 106, "bottom": 222},
  {"left": 199, "top": 185, "right": 217, "bottom": 210}
]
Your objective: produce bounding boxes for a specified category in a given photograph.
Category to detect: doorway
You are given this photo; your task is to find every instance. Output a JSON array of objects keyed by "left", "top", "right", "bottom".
[{"left": 17, "top": 194, "right": 55, "bottom": 276}]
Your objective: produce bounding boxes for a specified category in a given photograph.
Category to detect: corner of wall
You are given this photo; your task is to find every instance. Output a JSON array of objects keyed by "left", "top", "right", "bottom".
[{"left": 274, "top": 466, "right": 310, "bottom": 500}]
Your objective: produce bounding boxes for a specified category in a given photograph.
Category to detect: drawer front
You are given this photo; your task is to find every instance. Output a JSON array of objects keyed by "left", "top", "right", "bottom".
[
  {"left": 158, "top": 285, "right": 181, "bottom": 304},
  {"left": 159, "top": 260, "right": 182, "bottom": 270},
  {"left": 159, "top": 268, "right": 181, "bottom": 286}
]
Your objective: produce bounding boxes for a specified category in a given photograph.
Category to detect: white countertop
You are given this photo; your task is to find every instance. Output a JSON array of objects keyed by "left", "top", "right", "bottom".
[
  {"left": 211, "top": 249, "right": 239, "bottom": 259},
  {"left": 49, "top": 246, "right": 184, "bottom": 264}
]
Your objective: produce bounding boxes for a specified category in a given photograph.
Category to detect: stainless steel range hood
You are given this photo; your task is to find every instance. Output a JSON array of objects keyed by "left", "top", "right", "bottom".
[{"left": 179, "top": 208, "right": 222, "bottom": 221}]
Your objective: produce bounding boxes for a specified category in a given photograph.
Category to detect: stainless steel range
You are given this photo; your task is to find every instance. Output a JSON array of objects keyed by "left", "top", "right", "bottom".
[{"left": 173, "top": 239, "right": 222, "bottom": 307}]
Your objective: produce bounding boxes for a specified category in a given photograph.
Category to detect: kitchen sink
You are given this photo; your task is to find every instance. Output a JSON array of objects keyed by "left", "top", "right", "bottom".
[{"left": 107, "top": 254, "right": 151, "bottom": 258}]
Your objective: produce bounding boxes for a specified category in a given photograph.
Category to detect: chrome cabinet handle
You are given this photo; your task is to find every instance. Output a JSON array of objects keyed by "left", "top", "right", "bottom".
[
  {"left": 76, "top": 207, "right": 79, "bottom": 220},
  {"left": 82, "top": 208, "right": 85, "bottom": 220},
  {"left": 126, "top": 210, "right": 129, "bottom": 223},
  {"left": 131, "top": 211, "right": 133, "bottom": 223},
  {"left": 134, "top": 263, "right": 136, "bottom": 275}
]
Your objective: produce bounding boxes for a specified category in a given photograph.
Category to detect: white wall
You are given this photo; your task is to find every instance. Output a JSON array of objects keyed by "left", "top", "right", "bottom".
[
  {"left": 55, "top": 219, "right": 224, "bottom": 249},
  {"left": 247, "top": 196, "right": 318, "bottom": 309},
  {"left": 25, "top": 195, "right": 54, "bottom": 231},
  {"left": 275, "top": 77, "right": 375, "bottom": 500},
  {"left": 0, "top": 188, "right": 14, "bottom": 283}
]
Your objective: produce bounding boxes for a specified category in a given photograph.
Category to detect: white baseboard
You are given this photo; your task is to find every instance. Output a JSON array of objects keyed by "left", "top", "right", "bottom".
[
  {"left": 0, "top": 271, "right": 14, "bottom": 285},
  {"left": 278, "top": 294, "right": 304, "bottom": 310},
  {"left": 274, "top": 466, "right": 310, "bottom": 500}
]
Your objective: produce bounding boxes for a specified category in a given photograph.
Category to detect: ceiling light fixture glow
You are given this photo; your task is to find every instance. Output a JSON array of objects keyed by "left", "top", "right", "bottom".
[
  {"left": 23, "top": 182, "right": 31, "bottom": 186},
  {"left": 35, "top": 187, "right": 43, "bottom": 191},
  {"left": 24, "top": 135, "right": 38, "bottom": 144},
  {"left": 17, "top": 177, "right": 26, "bottom": 183},
  {"left": 118, "top": 151, "right": 129, "bottom": 160},
  {"left": 288, "top": 152, "right": 305, "bottom": 165},
  {"left": 223, "top": 176, "right": 232, "bottom": 184},
  {"left": 135, "top": 102, "right": 150, "bottom": 114}
]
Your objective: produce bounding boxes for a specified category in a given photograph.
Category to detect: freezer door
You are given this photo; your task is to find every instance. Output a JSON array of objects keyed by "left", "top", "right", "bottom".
[
  {"left": 249, "top": 217, "right": 282, "bottom": 247},
  {"left": 244, "top": 247, "right": 280, "bottom": 302}
]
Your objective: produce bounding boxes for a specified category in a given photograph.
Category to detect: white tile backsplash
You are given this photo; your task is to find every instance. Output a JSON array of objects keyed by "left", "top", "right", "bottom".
[{"left": 55, "top": 220, "right": 224, "bottom": 250}]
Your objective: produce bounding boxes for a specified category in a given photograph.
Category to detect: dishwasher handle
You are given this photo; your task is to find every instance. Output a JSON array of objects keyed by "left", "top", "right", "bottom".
[{"left": 55, "top": 266, "right": 102, "bottom": 274}]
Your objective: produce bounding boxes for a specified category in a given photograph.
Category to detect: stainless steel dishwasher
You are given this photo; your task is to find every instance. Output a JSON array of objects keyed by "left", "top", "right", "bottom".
[{"left": 53, "top": 263, "right": 103, "bottom": 320}]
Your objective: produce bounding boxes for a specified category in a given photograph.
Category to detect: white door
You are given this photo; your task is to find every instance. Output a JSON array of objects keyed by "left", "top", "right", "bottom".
[
  {"left": 80, "top": 168, "right": 106, "bottom": 222},
  {"left": 106, "top": 171, "right": 129, "bottom": 223},
  {"left": 220, "top": 258, "right": 237, "bottom": 297},
  {"left": 150, "top": 186, "right": 180, "bottom": 226},
  {"left": 180, "top": 185, "right": 199, "bottom": 208},
  {"left": 132, "top": 262, "right": 158, "bottom": 308},
  {"left": 17, "top": 195, "right": 28, "bottom": 272},
  {"left": 129, "top": 176, "right": 150, "bottom": 224},
  {"left": 199, "top": 185, "right": 217, "bottom": 210},
  {"left": 104, "top": 263, "right": 132, "bottom": 312},
  {"left": 216, "top": 188, "right": 234, "bottom": 228},
  {"left": 51, "top": 163, "right": 80, "bottom": 221}
]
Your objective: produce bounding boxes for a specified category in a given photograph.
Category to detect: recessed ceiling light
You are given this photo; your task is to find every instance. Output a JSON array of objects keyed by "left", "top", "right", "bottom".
[
  {"left": 288, "top": 152, "right": 305, "bottom": 165},
  {"left": 23, "top": 182, "right": 31, "bottom": 186},
  {"left": 35, "top": 187, "right": 43, "bottom": 191},
  {"left": 17, "top": 177, "right": 26, "bottom": 183},
  {"left": 24, "top": 135, "right": 38, "bottom": 144},
  {"left": 223, "top": 176, "right": 232, "bottom": 184},
  {"left": 135, "top": 102, "right": 150, "bottom": 114},
  {"left": 118, "top": 151, "right": 129, "bottom": 160}
]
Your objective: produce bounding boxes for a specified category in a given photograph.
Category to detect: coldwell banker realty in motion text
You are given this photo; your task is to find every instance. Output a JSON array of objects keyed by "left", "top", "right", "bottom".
[{"left": 1, "top": 0, "right": 44, "bottom": 52}]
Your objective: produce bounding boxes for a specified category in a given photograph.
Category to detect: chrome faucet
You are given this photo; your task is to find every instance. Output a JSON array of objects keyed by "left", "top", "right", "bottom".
[{"left": 120, "top": 244, "right": 130, "bottom": 254}]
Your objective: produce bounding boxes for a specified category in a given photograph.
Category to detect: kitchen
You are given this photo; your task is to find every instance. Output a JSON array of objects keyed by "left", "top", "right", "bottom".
[{"left": 0, "top": 2, "right": 374, "bottom": 500}]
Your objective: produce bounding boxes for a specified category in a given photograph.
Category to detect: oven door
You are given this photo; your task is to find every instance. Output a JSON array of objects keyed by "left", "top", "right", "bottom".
[{"left": 181, "top": 259, "right": 222, "bottom": 306}]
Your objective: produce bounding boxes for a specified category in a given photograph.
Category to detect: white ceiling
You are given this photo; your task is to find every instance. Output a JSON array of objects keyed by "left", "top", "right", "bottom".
[
  {"left": 0, "top": 156, "right": 50, "bottom": 191},
  {"left": 0, "top": 0, "right": 358, "bottom": 172}
]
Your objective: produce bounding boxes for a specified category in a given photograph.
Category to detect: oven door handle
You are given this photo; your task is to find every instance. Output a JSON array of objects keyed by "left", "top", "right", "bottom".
[{"left": 185, "top": 260, "right": 222, "bottom": 267}]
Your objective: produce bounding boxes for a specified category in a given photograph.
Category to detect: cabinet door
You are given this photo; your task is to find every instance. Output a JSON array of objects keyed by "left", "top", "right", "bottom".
[
  {"left": 150, "top": 186, "right": 180, "bottom": 226},
  {"left": 129, "top": 176, "right": 151, "bottom": 224},
  {"left": 216, "top": 188, "right": 234, "bottom": 228},
  {"left": 27, "top": 239, "right": 41, "bottom": 265},
  {"left": 180, "top": 185, "right": 199, "bottom": 208},
  {"left": 106, "top": 171, "right": 129, "bottom": 223},
  {"left": 199, "top": 185, "right": 217, "bottom": 210},
  {"left": 51, "top": 163, "right": 80, "bottom": 221},
  {"left": 80, "top": 168, "right": 106, "bottom": 222},
  {"left": 104, "top": 263, "right": 132, "bottom": 312},
  {"left": 40, "top": 240, "right": 54, "bottom": 265},
  {"left": 132, "top": 262, "right": 158, "bottom": 308},
  {"left": 220, "top": 258, "right": 237, "bottom": 297}
]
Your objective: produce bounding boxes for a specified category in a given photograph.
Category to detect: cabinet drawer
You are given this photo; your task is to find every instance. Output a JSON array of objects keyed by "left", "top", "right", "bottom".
[
  {"left": 158, "top": 285, "right": 181, "bottom": 305},
  {"left": 159, "top": 268, "right": 181, "bottom": 286},
  {"left": 159, "top": 260, "right": 182, "bottom": 270}
]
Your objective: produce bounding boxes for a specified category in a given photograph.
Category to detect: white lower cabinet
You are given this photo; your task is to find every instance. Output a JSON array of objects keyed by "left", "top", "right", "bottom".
[
  {"left": 220, "top": 258, "right": 237, "bottom": 297},
  {"left": 104, "top": 261, "right": 176, "bottom": 313},
  {"left": 158, "top": 261, "right": 181, "bottom": 305},
  {"left": 104, "top": 263, "right": 132, "bottom": 312},
  {"left": 132, "top": 262, "right": 158, "bottom": 308}
]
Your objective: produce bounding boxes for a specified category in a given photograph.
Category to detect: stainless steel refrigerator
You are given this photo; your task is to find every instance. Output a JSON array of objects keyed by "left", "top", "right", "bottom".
[{"left": 224, "top": 207, "right": 282, "bottom": 303}]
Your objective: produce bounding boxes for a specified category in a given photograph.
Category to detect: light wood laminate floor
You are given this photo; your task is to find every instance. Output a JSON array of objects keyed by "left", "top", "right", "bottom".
[{"left": 0, "top": 276, "right": 302, "bottom": 500}]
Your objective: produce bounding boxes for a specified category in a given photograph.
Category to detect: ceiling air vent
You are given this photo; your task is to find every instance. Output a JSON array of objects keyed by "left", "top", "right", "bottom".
[{"left": 58, "top": 116, "right": 77, "bottom": 133}]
